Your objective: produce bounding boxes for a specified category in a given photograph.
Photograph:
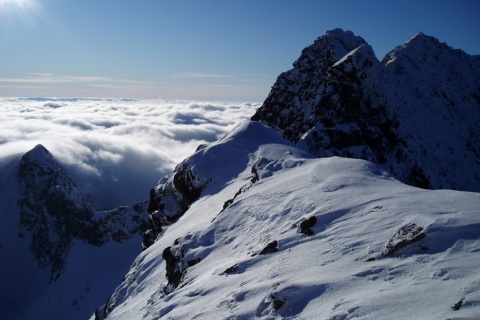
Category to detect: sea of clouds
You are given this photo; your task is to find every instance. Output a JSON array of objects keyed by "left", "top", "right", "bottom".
[{"left": 0, "top": 97, "right": 258, "bottom": 210}]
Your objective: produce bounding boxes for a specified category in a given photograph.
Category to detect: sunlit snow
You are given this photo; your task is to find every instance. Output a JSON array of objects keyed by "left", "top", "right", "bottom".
[{"left": 100, "top": 121, "right": 480, "bottom": 319}]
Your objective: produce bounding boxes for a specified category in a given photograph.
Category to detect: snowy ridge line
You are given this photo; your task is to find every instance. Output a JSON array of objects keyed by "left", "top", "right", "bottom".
[
  {"left": 96, "top": 121, "right": 480, "bottom": 319},
  {"left": 98, "top": 30, "right": 480, "bottom": 319}
]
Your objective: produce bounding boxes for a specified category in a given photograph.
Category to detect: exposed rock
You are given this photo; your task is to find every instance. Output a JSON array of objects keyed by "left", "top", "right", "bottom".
[
  {"left": 17, "top": 145, "right": 96, "bottom": 280},
  {"left": 258, "top": 240, "right": 278, "bottom": 255},
  {"left": 298, "top": 216, "right": 317, "bottom": 236},
  {"left": 215, "top": 161, "right": 262, "bottom": 220},
  {"left": 161, "top": 233, "right": 208, "bottom": 295},
  {"left": 187, "top": 258, "right": 202, "bottom": 267},
  {"left": 162, "top": 246, "right": 185, "bottom": 294},
  {"left": 143, "top": 156, "right": 209, "bottom": 249},
  {"left": 452, "top": 297, "right": 465, "bottom": 311},
  {"left": 383, "top": 223, "right": 425, "bottom": 256},
  {"left": 272, "top": 297, "right": 286, "bottom": 310},
  {"left": 223, "top": 264, "right": 239, "bottom": 274},
  {"left": 173, "top": 162, "right": 203, "bottom": 205}
]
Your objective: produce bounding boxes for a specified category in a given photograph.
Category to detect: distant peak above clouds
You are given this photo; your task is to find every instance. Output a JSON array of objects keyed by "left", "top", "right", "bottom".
[
  {"left": 252, "top": 29, "right": 480, "bottom": 192},
  {"left": 20, "top": 144, "right": 58, "bottom": 174},
  {"left": 22, "top": 143, "right": 52, "bottom": 160}
]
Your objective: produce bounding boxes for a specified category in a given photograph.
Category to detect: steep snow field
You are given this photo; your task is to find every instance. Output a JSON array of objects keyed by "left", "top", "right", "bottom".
[{"left": 100, "top": 122, "right": 480, "bottom": 319}]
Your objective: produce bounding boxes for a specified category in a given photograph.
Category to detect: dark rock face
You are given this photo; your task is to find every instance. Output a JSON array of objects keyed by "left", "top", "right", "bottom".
[
  {"left": 18, "top": 145, "right": 98, "bottom": 280},
  {"left": 223, "top": 264, "right": 239, "bottom": 274},
  {"left": 161, "top": 235, "right": 205, "bottom": 295},
  {"left": 298, "top": 216, "right": 317, "bottom": 236},
  {"left": 252, "top": 29, "right": 480, "bottom": 192},
  {"left": 143, "top": 160, "right": 204, "bottom": 249},
  {"left": 17, "top": 144, "right": 149, "bottom": 280},
  {"left": 162, "top": 246, "right": 185, "bottom": 294},
  {"left": 258, "top": 240, "right": 278, "bottom": 255}
]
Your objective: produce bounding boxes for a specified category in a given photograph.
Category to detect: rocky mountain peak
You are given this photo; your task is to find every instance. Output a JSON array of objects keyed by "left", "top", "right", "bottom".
[
  {"left": 19, "top": 144, "right": 81, "bottom": 206},
  {"left": 17, "top": 145, "right": 149, "bottom": 281},
  {"left": 292, "top": 28, "right": 368, "bottom": 72},
  {"left": 252, "top": 29, "right": 480, "bottom": 192},
  {"left": 23, "top": 143, "right": 52, "bottom": 159},
  {"left": 20, "top": 144, "right": 57, "bottom": 174},
  {"left": 18, "top": 145, "right": 95, "bottom": 280}
]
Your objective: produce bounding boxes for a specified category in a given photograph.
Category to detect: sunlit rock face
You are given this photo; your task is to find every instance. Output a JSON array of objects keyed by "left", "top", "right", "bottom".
[{"left": 252, "top": 28, "right": 480, "bottom": 192}]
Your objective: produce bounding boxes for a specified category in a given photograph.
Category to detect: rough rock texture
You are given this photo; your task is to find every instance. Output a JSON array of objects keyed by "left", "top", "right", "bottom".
[
  {"left": 383, "top": 223, "right": 426, "bottom": 256},
  {"left": 18, "top": 145, "right": 98, "bottom": 280},
  {"left": 252, "top": 28, "right": 480, "bottom": 192},
  {"left": 298, "top": 216, "right": 317, "bottom": 236},
  {"left": 143, "top": 162, "right": 203, "bottom": 249},
  {"left": 17, "top": 144, "right": 149, "bottom": 280},
  {"left": 162, "top": 245, "right": 185, "bottom": 294},
  {"left": 258, "top": 240, "right": 279, "bottom": 255}
]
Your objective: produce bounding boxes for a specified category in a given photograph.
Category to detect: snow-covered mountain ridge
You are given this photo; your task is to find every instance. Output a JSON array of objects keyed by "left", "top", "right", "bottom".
[
  {"left": 252, "top": 28, "right": 480, "bottom": 192},
  {"left": 96, "top": 30, "right": 480, "bottom": 319},
  {"left": 1, "top": 29, "right": 479, "bottom": 319},
  {"left": 98, "top": 121, "right": 480, "bottom": 319}
]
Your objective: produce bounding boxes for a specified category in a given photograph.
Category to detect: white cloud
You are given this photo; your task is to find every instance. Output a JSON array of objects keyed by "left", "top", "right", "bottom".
[{"left": 0, "top": 98, "right": 258, "bottom": 209}]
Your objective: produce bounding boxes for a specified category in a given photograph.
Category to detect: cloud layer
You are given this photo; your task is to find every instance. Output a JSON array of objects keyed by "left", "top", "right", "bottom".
[{"left": 0, "top": 98, "right": 258, "bottom": 209}]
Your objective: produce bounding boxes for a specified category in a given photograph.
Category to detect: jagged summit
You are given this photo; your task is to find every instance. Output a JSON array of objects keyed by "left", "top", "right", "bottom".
[
  {"left": 383, "top": 31, "right": 472, "bottom": 66},
  {"left": 26, "top": 143, "right": 50, "bottom": 155},
  {"left": 292, "top": 28, "right": 368, "bottom": 71},
  {"left": 252, "top": 29, "right": 480, "bottom": 192}
]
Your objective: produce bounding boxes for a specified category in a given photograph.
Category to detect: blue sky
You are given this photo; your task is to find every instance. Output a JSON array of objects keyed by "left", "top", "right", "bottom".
[{"left": 1, "top": 0, "right": 479, "bottom": 101}]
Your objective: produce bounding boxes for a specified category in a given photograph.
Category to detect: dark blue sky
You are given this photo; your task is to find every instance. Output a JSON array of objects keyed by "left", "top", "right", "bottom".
[{"left": 1, "top": 0, "right": 479, "bottom": 100}]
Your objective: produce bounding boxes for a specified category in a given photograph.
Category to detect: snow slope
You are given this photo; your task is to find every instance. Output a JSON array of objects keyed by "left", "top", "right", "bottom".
[{"left": 98, "top": 121, "right": 480, "bottom": 319}]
